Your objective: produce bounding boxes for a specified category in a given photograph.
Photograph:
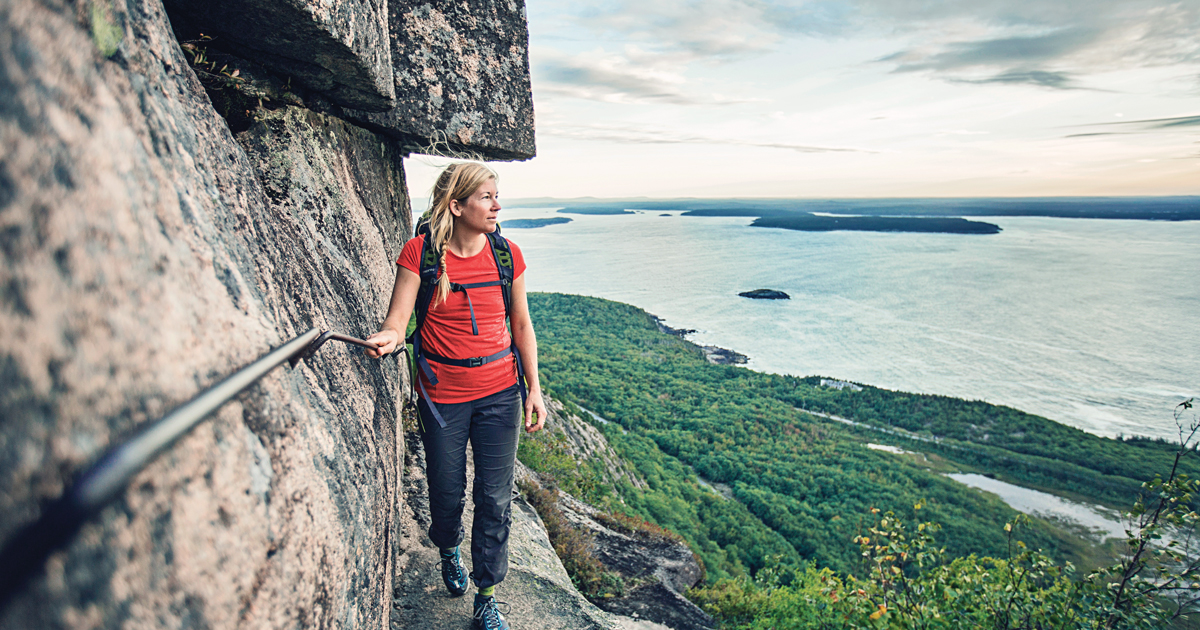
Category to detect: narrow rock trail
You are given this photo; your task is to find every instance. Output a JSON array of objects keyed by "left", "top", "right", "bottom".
[{"left": 391, "top": 432, "right": 669, "bottom": 629}]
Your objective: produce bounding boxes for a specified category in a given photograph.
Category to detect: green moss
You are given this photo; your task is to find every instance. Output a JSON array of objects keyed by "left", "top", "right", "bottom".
[{"left": 88, "top": 1, "right": 123, "bottom": 58}]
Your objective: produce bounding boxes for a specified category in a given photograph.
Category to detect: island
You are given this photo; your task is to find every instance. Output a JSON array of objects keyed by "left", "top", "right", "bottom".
[
  {"left": 502, "top": 217, "right": 572, "bottom": 229},
  {"left": 557, "top": 207, "right": 634, "bottom": 215},
  {"left": 752, "top": 214, "right": 1001, "bottom": 234},
  {"left": 739, "top": 289, "right": 790, "bottom": 300}
]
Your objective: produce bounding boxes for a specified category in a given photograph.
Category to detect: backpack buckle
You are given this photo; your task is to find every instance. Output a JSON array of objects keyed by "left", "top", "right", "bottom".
[{"left": 467, "top": 356, "right": 484, "bottom": 368}]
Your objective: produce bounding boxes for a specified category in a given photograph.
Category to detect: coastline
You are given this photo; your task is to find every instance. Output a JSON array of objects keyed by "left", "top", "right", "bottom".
[{"left": 651, "top": 315, "right": 750, "bottom": 366}]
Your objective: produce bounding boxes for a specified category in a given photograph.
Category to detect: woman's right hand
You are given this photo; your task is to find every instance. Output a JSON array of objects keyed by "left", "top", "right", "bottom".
[{"left": 364, "top": 328, "right": 400, "bottom": 359}]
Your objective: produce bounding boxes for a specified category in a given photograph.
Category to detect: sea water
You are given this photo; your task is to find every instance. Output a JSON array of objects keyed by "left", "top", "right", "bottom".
[{"left": 503, "top": 205, "right": 1200, "bottom": 442}]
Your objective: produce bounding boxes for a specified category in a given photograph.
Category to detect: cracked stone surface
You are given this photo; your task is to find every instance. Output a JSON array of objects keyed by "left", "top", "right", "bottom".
[
  {"left": 345, "top": 0, "right": 536, "bottom": 161},
  {"left": 161, "top": 0, "right": 396, "bottom": 111},
  {"left": 0, "top": 0, "right": 409, "bottom": 627}
]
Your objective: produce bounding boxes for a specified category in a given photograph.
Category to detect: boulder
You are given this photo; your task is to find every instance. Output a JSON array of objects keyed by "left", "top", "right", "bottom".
[
  {"left": 162, "top": 0, "right": 396, "bottom": 111},
  {"left": 343, "top": 0, "right": 537, "bottom": 161}
]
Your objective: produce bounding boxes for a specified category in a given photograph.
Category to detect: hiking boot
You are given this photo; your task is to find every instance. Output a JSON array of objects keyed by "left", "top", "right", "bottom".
[
  {"left": 473, "top": 594, "right": 510, "bottom": 630},
  {"left": 439, "top": 547, "right": 468, "bottom": 597}
]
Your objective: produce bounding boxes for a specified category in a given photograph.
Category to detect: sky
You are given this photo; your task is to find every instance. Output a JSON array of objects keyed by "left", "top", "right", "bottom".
[{"left": 405, "top": 0, "right": 1200, "bottom": 201}]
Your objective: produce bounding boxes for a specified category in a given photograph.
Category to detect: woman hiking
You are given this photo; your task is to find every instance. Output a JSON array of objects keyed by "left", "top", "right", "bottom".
[{"left": 365, "top": 161, "right": 545, "bottom": 630}]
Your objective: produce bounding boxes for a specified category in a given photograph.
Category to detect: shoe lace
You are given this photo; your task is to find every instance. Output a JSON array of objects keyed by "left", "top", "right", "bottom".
[
  {"left": 440, "top": 552, "right": 465, "bottom": 583},
  {"left": 474, "top": 597, "right": 510, "bottom": 629}
]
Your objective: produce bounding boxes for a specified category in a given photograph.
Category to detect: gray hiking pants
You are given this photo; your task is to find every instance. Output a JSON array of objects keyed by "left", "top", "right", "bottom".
[{"left": 419, "top": 383, "right": 521, "bottom": 589}]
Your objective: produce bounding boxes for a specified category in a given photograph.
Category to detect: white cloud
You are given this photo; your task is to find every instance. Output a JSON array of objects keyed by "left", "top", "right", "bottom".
[
  {"left": 543, "top": 122, "right": 872, "bottom": 153},
  {"left": 533, "top": 46, "right": 762, "bottom": 105}
]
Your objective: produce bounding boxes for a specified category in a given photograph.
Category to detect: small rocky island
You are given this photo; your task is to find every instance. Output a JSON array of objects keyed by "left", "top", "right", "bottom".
[{"left": 739, "top": 289, "right": 791, "bottom": 300}]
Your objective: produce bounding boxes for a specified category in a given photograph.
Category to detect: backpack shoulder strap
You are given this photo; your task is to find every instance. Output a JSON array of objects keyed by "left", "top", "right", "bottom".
[
  {"left": 485, "top": 229, "right": 528, "bottom": 409},
  {"left": 410, "top": 224, "right": 441, "bottom": 341},
  {"left": 486, "top": 230, "right": 514, "bottom": 317}
]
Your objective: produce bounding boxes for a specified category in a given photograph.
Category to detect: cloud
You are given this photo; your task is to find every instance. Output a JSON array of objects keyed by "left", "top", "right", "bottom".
[
  {"left": 1096, "top": 115, "right": 1200, "bottom": 129},
  {"left": 866, "top": 1, "right": 1200, "bottom": 89},
  {"left": 952, "top": 70, "right": 1081, "bottom": 89},
  {"left": 537, "top": 0, "right": 1200, "bottom": 96},
  {"left": 533, "top": 48, "right": 760, "bottom": 105},
  {"left": 890, "top": 29, "right": 1100, "bottom": 72},
  {"left": 1061, "top": 114, "right": 1200, "bottom": 138},
  {"left": 1134, "top": 115, "right": 1200, "bottom": 129},
  {"left": 542, "top": 123, "right": 871, "bottom": 153},
  {"left": 570, "top": 0, "right": 782, "bottom": 59}
]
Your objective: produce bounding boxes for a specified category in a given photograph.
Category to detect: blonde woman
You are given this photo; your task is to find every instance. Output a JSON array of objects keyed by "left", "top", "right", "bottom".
[{"left": 366, "top": 162, "right": 545, "bottom": 630}]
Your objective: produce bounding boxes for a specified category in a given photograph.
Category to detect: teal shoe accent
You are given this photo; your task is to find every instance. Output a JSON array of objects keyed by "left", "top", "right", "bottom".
[
  {"left": 439, "top": 547, "right": 468, "bottom": 597},
  {"left": 473, "top": 594, "right": 511, "bottom": 630}
]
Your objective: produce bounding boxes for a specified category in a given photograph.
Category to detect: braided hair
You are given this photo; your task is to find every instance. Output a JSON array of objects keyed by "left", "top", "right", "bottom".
[{"left": 425, "top": 162, "right": 498, "bottom": 305}]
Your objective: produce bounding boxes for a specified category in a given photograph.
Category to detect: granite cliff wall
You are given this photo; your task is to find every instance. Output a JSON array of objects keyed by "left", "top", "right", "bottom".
[{"left": 0, "top": 0, "right": 533, "bottom": 627}]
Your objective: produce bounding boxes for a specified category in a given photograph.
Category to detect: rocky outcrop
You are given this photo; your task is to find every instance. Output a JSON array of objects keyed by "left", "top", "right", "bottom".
[
  {"left": 344, "top": 0, "right": 537, "bottom": 161},
  {"left": 521, "top": 401, "right": 713, "bottom": 630},
  {"left": 739, "top": 289, "right": 790, "bottom": 300},
  {"left": 162, "top": 0, "right": 395, "bottom": 111},
  {"left": 547, "top": 399, "right": 647, "bottom": 492},
  {"left": 161, "top": 0, "right": 536, "bottom": 160},
  {"left": 0, "top": 0, "right": 532, "bottom": 628},
  {"left": 557, "top": 493, "right": 715, "bottom": 630}
]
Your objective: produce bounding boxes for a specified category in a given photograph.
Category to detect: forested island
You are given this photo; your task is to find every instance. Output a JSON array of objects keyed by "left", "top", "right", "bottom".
[
  {"left": 752, "top": 214, "right": 1002, "bottom": 234},
  {"left": 524, "top": 292, "right": 1200, "bottom": 627},
  {"left": 502, "top": 217, "right": 573, "bottom": 229}
]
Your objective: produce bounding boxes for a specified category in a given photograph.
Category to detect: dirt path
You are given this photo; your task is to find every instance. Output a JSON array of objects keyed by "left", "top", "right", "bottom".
[{"left": 391, "top": 432, "right": 664, "bottom": 629}]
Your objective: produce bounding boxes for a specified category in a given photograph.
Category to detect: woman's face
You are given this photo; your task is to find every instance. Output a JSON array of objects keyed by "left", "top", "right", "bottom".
[{"left": 451, "top": 179, "right": 501, "bottom": 234}]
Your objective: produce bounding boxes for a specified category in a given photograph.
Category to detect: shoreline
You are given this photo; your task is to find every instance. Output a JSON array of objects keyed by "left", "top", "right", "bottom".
[{"left": 651, "top": 316, "right": 750, "bottom": 366}]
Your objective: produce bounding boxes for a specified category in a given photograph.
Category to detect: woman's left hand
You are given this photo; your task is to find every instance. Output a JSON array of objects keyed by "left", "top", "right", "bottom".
[{"left": 524, "top": 388, "right": 546, "bottom": 433}]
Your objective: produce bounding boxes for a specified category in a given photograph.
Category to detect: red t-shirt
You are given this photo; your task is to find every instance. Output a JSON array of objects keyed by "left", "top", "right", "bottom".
[{"left": 398, "top": 235, "right": 527, "bottom": 403}]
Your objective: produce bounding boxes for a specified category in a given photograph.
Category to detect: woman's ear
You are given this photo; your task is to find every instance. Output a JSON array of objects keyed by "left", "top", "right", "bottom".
[{"left": 449, "top": 199, "right": 461, "bottom": 217}]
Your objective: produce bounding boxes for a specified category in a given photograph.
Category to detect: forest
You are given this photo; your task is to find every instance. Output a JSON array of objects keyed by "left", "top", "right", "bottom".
[{"left": 525, "top": 293, "right": 1198, "bottom": 583}]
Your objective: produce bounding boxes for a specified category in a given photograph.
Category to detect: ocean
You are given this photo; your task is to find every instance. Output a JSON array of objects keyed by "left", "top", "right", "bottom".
[{"left": 502, "top": 202, "right": 1200, "bottom": 441}]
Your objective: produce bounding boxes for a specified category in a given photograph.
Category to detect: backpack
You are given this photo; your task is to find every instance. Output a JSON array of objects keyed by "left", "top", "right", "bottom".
[{"left": 406, "top": 217, "right": 527, "bottom": 428}]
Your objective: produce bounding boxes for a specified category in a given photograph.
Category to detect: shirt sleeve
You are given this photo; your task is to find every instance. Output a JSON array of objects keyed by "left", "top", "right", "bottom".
[
  {"left": 397, "top": 235, "right": 425, "bottom": 275},
  {"left": 510, "top": 240, "right": 526, "bottom": 279}
]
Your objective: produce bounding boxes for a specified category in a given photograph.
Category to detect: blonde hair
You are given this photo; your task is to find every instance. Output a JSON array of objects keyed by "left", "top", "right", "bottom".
[{"left": 426, "top": 162, "right": 499, "bottom": 304}]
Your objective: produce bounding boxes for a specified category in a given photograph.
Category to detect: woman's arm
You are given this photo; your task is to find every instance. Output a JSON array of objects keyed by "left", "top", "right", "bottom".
[
  {"left": 364, "top": 265, "right": 422, "bottom": 358},
  {"left": 508, "top": 273, "right": 546, "bottom": 433}
]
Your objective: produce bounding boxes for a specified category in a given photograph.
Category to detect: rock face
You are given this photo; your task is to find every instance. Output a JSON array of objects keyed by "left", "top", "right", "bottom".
[
  {"left": 0, "top": 0, "right": 532, "bottom": 628},
  {"left": 162, "top": 0, "right": 395, "bottom": 111},
  {"left": 345, "top": 0, "right": 537, "bottom": 160},
  {"left": 522, "top": 401, "right": 712, "bottom": 630},
  {"left": 557, "top": 493, "right": 715, "bottom": 630},
  {"left": 547, "top": 399, "right": 647, "bottom": 492}
]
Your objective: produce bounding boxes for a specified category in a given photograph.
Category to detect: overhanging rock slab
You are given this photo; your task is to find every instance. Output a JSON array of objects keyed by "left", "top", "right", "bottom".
[
  {"left": 163, "top": 0, "right": 395, "bottom": 111},
  {"left": 345, "top": 0, "right": 536, "bottom": 161}
]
